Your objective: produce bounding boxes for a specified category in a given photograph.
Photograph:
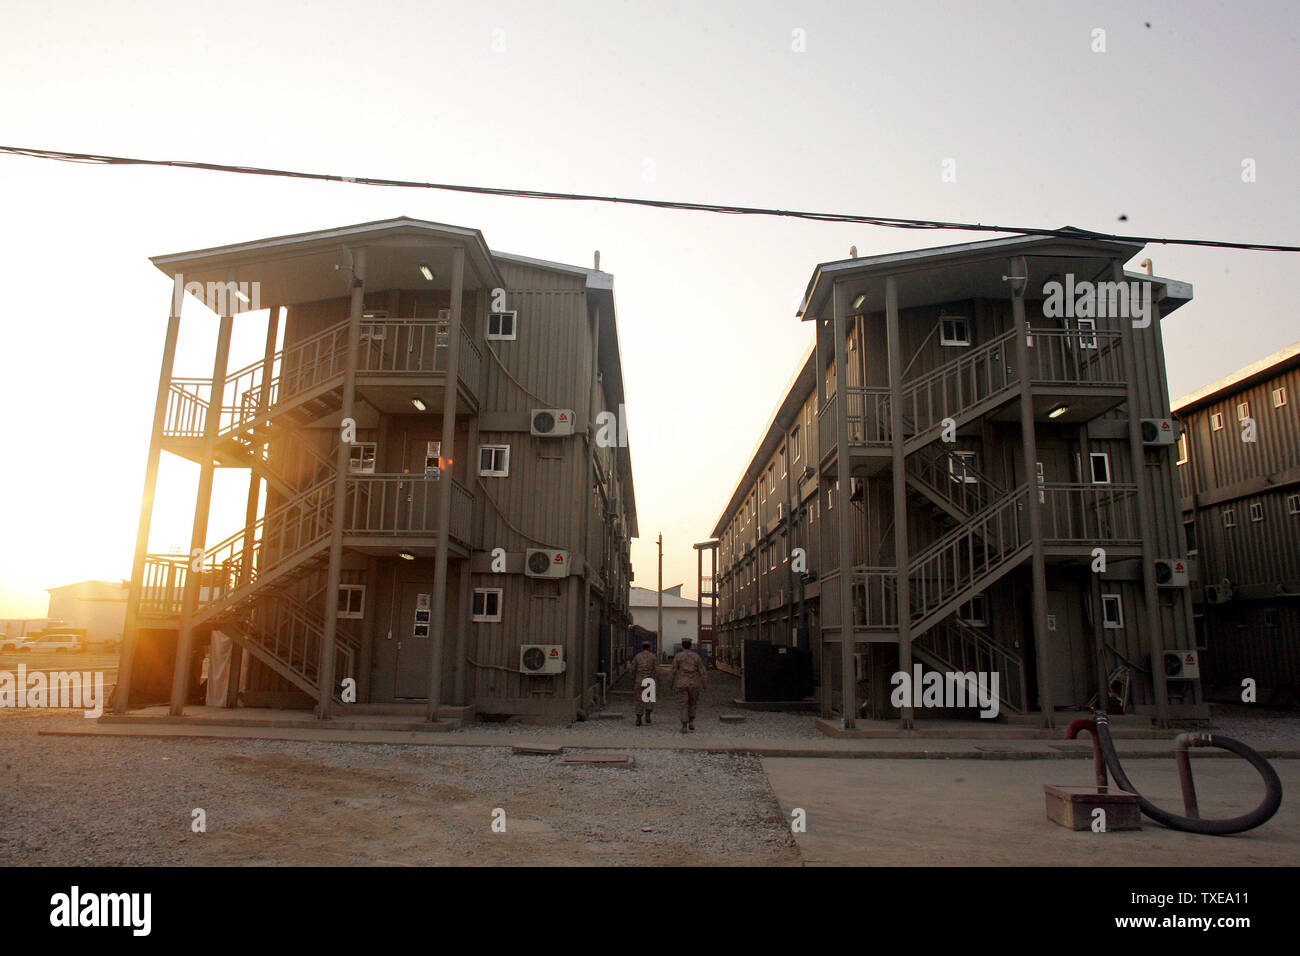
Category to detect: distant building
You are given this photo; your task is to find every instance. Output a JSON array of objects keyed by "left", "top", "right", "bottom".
[
  {"left": 629, "top": 585, "right": 712, "bottom": 656},
  {"left": 46, "top": 580, "right": 128, "bottom": 646},
  {"left": 1, "top": 619, "right": 54, "bottom": 641},
  {"left": 1173, "top": 341, "right": 1300, "bottom": 705}
]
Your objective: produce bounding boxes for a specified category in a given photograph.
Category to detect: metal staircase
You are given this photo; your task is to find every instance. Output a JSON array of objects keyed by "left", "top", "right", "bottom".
[{"left": 216, "top": 592, "right": 360, "bottom": 702}]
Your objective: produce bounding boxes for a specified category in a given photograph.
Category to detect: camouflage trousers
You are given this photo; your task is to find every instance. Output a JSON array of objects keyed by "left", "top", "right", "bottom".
[{"left": 677, "top": 686, "right": 700, "bottom": 724}]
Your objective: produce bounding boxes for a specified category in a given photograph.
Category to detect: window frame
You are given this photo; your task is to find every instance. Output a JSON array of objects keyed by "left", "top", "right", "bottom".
[
  {"left": 1210, "top": 412, "right": 1224, "bottom": 432},
  {"left": 1222, "top": 508, "right": 1236, "bottom": 529},
  {"left": 939, "top": 316, "right": 971, "bottom": 347},
  {"left": 349, "top": 441, "right": 377, "bottom": 474},
  {"left": 338, "top": 583, "right": 366, "bottom": 620},
  {"left": 1272, "top": 385, "right": 1288, "bottom": 408},
  {"left": 471, "top": 588, "right": 503, "bottom": 623},
  {"left": 1101, "top": 593, "right": 1124, "bottom": 630},
  {"left": 486, "top": 311, "right": 518, "bottom": 341},
  {"left": 958, "top": 594, "right": 988, "bottom": 627},
  {"left": 1287, "top": 493, "right": 1300, "bottom": 516},
  {"left": 478, "top": 443, "right": 511, "bottom": 477},
  {"left": 1176, "top": 433, "right": 1189, "bottom": 466},
  {"left": 1075, "top": 317, "right": 1098, "bottom": 350},
  {"left": 1236, "top": 400, "right": 1250, "bottom": 421},
  {"left": 949, "top": 450, "right": 979, "bottom": 484},
  {"left": 1249, "top": 501, "right": 1265, "bottom": 523},
  {"left": 1089, "top": 451, "right": 1112, "bottom": 485}
]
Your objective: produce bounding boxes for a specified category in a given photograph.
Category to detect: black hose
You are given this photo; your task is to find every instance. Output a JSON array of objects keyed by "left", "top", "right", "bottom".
[{"left": 1093, "top": 711, "right": 1283, "bottom": 835}]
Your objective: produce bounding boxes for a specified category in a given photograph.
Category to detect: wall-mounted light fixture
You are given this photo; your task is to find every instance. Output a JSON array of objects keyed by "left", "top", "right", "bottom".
[
  {"left": 419, "top": 264, "right": 435, "bottom": 281},
  {"left": 411, "top": 397, "right": 427, "bottom": 411}
]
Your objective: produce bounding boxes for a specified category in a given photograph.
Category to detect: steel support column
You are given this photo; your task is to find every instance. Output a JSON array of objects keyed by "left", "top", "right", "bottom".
[
  {"left": 116, "top": 309, "right": 181, "bottom": 712},
  {"left": 319, "top": 249, "right": 367, "bottom": 719},
  {"left": 425, "top": 246, "right": 465, "bottom": 719}
]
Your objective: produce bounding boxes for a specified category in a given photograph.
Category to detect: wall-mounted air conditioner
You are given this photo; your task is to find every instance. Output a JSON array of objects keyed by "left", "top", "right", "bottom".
[
  {"left": 531, "top": 409, "right": 576, "bottom": 436},
  {"left": 1154, "top": 558, "right": 1189, "bottom": 588},
  {"left": 520, "top": 644, "right": 565, "bottom": 674},
  {"left": 1141, "top": 418, "right": 1178, "bottom": 445},
  {"left": 525, "top": 549, "right": 570, "bottom": 578},
  {"left": 1204, "top": 580, "right": 1233, "bottom": 605},
  {"left": 1163, "top": 650, "right": 1200, "bottom": 680}
]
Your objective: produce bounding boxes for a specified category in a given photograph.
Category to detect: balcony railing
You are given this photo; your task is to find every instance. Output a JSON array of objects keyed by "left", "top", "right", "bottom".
[
  {"left": 1027, "top": 328, "right": 1125, "bottom": 386},
  {"left": 1040, "top": 482, "right": 1141, "bottom": 546},
  {"left": 818, "top": 386, "right": 892, "bottom": 454},
  {"left": 344, "top": 474, "right": 472, "bottom": 543},
  {"left": 359, "top": 318, "right": 481, "bottom": 393},
  {"left": 163, "top": 316, "right": 482, "bottom": 442}
]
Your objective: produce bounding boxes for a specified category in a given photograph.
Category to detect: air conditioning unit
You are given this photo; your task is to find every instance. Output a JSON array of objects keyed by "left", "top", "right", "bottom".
[
  {"left": 1154, "top": 558, "right": 1190, "bottom": 588},
  {"left": 531, "top": 409, "right": 576, "bottom": 436},
  {"left": 520, "top": 644, "right": 565, "bottom": 675},
  {"left": 525, "top": 549, "right": 570, "bottom": 578},
  {"left": 1141, "top": 418, "right": 1178, "bottom": 445},
  {"left": 1163, "top": 650, "right": 1200, "bottom": 681},
  {"left": 1204, "top": 580, "right": 1234, "bottom": 605}
]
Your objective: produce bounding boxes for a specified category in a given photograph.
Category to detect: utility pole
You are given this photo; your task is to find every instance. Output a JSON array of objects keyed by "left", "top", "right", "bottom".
[{"left": 657, "top": 533, "right": 664, "bottom": 657}]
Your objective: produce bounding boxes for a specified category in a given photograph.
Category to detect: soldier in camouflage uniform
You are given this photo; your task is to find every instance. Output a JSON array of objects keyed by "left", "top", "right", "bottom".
[
  {"left": 671, "top": 637, "right": 708, "bottom": 733},
  {"left": 631, "top": 641, "right": 658, "bottom": 726}
]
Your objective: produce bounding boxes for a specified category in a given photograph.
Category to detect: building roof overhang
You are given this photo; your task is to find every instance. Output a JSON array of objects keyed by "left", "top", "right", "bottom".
[
  {"left": 1173, "top": 340, "right": 1300, "bottom": 414},
  {"left": 797, "top": 232, "right": 1194, "bottom": 320},
  {"left": 151, "top": 217, "right": 506, "bottom": 309}
]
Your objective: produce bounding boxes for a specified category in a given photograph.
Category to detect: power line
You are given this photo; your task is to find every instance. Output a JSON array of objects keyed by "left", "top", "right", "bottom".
[{"left": 2, "top": 143, "right": 1296, "bottom": 253}]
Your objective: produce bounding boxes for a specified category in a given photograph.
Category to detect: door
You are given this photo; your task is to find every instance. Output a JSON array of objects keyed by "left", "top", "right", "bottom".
[
  {"left": 394, "top": 583, "right": 433, "bottom": 698},
  {"left": 1046, "top": 589, "right": 1092, "bottom": 708}
]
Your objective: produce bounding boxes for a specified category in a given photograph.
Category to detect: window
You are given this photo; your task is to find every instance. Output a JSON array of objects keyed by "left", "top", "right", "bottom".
[
  {"left": 939, "top": 316, "right": 970, "bottom": 347},
  {"left": 1264, "top": 608, "right": 1279, "bottom": 628},
  {"left": 1250, "top": 501, "right": 1265, "bottom": 523},
  {"left": 338, "top": 584, "right": 365, "bottom": 620},
  {"left": 1089, "top": 452, "right": 1111, "bottom": 485},
  {"left": 1076, "top": 317, "right": 1097, "bottom": 350},
  {"left": 471, "top": 588, "right": 503, "bottom": 622},
  {"left": 958, "top": 594, "right": 988, "bottom": 626},
  {"left": 1184, "top": 521, "right": 1197, "bottom": 553},
  {"left": 1176, "top": 433, "right": 1189, "bottom": 466},
  {"left": 1223, "top": 508, "right": 1236, "bottom": 528},
  {"left": 949, "top": 451, "right": 978, "bottom": 484},
  {"left": 1272, "top": 385, "right": 1288, "bottom": 408},
  {"left": 349, "top": 442, "right": 377, "bottom": 474},
  {"left": 1288, "top": 494, "right": 1300, "bottom": 516},
  {"left": 1236, "top": 400, "right": 1250, "bottom": 421},
  {"left": 487, "top": 311, "right": 517, "bottom": 340},
  {"left": 780, "top": 445, "right": 787, "bottom": 478},
  {"left": 1210, "top": 412, "right": 1224, "bottom": 431},
  {"left": 1102, "top": 594, "right": 1124, "bottom": 629},
  {"left": 791, "top": 426, "right": 802, "bottom": 464},
  {"left": 478, "top": 444, "right": 510, "bottom": 477}
]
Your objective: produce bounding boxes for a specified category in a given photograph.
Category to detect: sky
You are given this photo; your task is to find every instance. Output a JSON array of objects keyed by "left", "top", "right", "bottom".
[{"left": 0, "top": 0, "right": 1296, "bottom": 617}]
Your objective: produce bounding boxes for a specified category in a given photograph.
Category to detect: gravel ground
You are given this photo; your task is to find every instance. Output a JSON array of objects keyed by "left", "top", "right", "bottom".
[
  {"left": 1205, "top": 702, "right": 1300, "bottom": 745},
  {"left": 0, "top": 709, "right": 800, "bottom": 867},
  {"left": 466, "top": 670, "right": 825, "bottom": 740}
]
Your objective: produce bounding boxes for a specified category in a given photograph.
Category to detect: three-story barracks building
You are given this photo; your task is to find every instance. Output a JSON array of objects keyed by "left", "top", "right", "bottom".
[{"left": 116, "top": 218, "right": 637, "bottom": 724}]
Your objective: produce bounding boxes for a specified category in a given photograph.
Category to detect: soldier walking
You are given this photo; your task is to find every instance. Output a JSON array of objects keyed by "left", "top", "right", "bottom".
[
  {"left": 631, "top": 640, "right": 658, "bottom": 726},
  {"left": 671, "top": 637, "right": 708, "bottom": 733}
]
